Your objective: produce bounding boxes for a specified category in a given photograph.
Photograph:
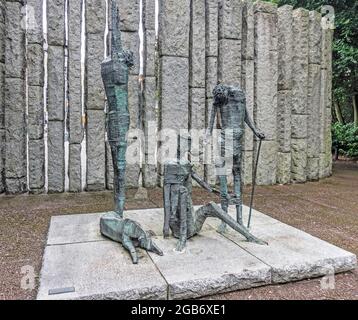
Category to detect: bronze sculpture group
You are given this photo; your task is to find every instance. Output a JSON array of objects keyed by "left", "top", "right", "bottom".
[{"left": 100, "top": 2, "right": 267, "bottom": 264}]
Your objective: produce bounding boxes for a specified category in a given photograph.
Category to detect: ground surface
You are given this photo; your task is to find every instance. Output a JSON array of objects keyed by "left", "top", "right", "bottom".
[{"left": 0, "top": 161, "right": 357, "bottom": 300}]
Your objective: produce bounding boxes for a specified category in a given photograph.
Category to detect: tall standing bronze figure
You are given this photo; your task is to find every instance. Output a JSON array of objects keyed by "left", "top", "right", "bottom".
[{"left": 99, "top": 2, "right": 163, "bottom": 264}]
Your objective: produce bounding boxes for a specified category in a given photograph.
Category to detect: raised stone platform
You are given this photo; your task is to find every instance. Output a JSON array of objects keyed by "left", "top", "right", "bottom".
[{"left": 37, "top": 206, "right": 357, "bottom": 300}]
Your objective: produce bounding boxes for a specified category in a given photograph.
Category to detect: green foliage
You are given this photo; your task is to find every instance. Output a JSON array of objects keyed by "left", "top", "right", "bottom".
[{"left": 332, "top": 122, "right": 358, "bottom": 158}]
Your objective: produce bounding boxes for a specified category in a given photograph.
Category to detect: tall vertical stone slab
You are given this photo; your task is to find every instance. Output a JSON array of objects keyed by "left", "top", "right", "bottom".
[
  {"left": 158, "top": 0, "right": 190, "bottom": 183},
  {"left": 241, "top": 0, "right": 254, "bottom": 185},
  {"left": 4, "top": 0, "right": 27, "bottom": 193},
  {"left": 143, "top": 0, "right": 158, "bottom": 187},
  {"left": 319, "top": 19, "right": 333, "bottom": 178},
  {"left": 116, "top": 0, "right": 141, "bottom": 188},
  {"left": 0, "top": 0, "right": 5, "bottom": 193},
  {"left": 190, "top": 0, "right": 206, "bottom": 180},
  {"left": 27, "top": 0, "right": 44, "bottom": 193},
  {"left": 254, "top": 1, "right": 278, "bottom": 185},
  {"left": 47, "top": 0, "right": 65, "bottom": 193},
  {"left": 205, "top": 0, "right": 218, "bottom": 185},
  {"left": 218, "top": 0, "right": 242, "bottom": 86},
  {"left": 86, "top": 0, "right": 106, "bottom": 191},
  {"left": 276, "top": 5, "right": 293, "bottom": 184},
  {"left": 307, "top": 11, "right": 322, "bottom": 181},
  {"left": 291, "top": 8, "right": 309, "bottom": 183},
  {"left": 68, "top": 0, "right": 83, "bottom": 192}
]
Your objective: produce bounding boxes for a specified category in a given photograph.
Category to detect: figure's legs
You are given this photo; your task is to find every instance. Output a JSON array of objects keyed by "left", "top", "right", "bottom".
[
  {"left": 195, "top": 202, "right": 267, "bottom": 245},
  {"left": 176, "top": 186, "right": 188, "bottom": 252},
  {"left": 233, "top": 153, "right": 243, "bottom": 225},
  {"left": 111, "top": 142, "right": 127, "bottom": 218}
]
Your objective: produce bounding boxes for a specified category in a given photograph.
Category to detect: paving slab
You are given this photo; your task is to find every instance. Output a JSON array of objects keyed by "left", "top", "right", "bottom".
[
  {"left": 148, "top": 231, "right": 271, "bottom": 300},
  {"left": 38, "top": 206, "right": 357, "bottom": 300},
  {"left": 37, "top": 241, "right": 168, "bottom": 300},
  {"left": 207, "top": 207, "right": 357, "bottom": 283}
]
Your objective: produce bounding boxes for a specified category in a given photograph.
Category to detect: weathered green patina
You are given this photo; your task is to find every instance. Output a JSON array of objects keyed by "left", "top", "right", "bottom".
[{"left": 100, "top": 2, "right": 162, "bottom": 264}]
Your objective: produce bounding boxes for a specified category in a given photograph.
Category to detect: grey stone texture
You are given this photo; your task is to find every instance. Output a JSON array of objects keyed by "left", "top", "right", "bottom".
[
  {"left": 86, "top": 0, "right": 106, "bottom": 191},
  {"left": 277, "top": 5, "right": 293, "bottom": 91},
  {"left": 86, "top": 110, "right": 105, "bottom": 191},
  {"left": 218, "top": 38, "right": 241, "bottom": 86},
  {"left": 144, "top": 0, "right": 155, "bottom": 30},
  {"left": 205, "top": 56, "right": 217, "bottom": 99},
  {"left": 48, "top": 121, "right": 64, "bottom": 193},
  {"left": 219, "top": 0, "right": 243, "bottom": 40},
  {"left": 206, "top": 0, "right": 218, "bottom": 57},
  {"left": 190, "top": 0, "right": 206, "bottom": 88},
  {"left": 159, "top": 0, "right": 190, "bottom": 57},
  {"left": 116, "top": 0, "right": 140, "bottom": 32},
  {"left": 159, "top": 56, "right": 189, "bottom": 131},
  {"left": 47, "top": 0, "right": 65, "bottom": 46},
  {"left": 277, "top": 152, "right": 291, "bottom": 184},
  {"left": 144, "top": 29, "right": 156, "bottom": 77},
  {"left": 1, "top": 2, "right": 5, "bottom": 193},
  {"left": 277, "top": 91, "right": 291, "bottom": 153},
  {"left": 291, "top": 8, "right": 309, "bottom": 183},
  {"left": 254, "top": 2, "right": 278, "bottom": 185},
  {"left": 47, "top": 45, "right": 65, "bottom": 121},
  {"left": 27, "top": 0, "right": 44, "bottom": 193},
  {"left": 4, "top": 2, "right": 27, "bottom": 194},
  {"left": 38, "top": 207, "right": 356, "bottom": 300},
  {"left": 69, "top": 143, "right": 82, "bottom": 193},
  {"left": 291, "top": 138, "right": 307, "bottom": 183}
]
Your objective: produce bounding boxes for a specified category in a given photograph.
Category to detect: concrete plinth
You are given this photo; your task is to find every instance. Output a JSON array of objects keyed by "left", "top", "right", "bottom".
[{"left": 38, "top": 206, "right": 357, "bottom": 300}]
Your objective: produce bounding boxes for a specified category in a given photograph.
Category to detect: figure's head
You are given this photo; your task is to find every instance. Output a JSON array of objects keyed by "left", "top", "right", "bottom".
[
  {"left": 117, "top": 49, "right": 134, "bottom": 69},
  {"left": 139, "top": 232, "right": 164, "bottom": 256},
  {"left": 213, "top": 84, "right": 245, "bottom": 106}
]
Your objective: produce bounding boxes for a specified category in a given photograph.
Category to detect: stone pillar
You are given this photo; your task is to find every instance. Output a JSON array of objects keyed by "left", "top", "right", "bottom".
[
  {"left": 27, "top": 0, "right": 44, "bottom": 193},
  {"left": 241, "top": 0, "right": 254, "bottom": 185},
  {"left": 0, "top": 0, "right": 5, "bottom": 193},
  {"left": 307, "top": 11, "right": 322, "bottom": 181},
  {"left": 143, "top": 0, "right": 158, "bottom": 187},
  {"left": 47, "top": 0, "right": 65, "bottom": 193},
  {"left": 86, "top": 0, "right": 106, "bottom": 191},
  {"left": 68, "top": 0, "right": 84, "bottom": 192},
  {"left": 4, "top": 0, "right": 27, "bottom": 193},
  {"left": 205, "top": 0, "right": 218, "bottom": 186},
  {"left": 254, "top": 1, "right": 278, "bottom": 185},
  {"left": 190, "top": 0, "right": 206, "bottom": 182},
  {"left": 158, "top": 0, "right": 190, "bottom": 183},
  {"left": 276, "top": 5, "right": 293, "bottom": 185},
  {"left": 291, "top": 8, "right": 309, "bottom": 183},
  {"left": 319, "top": 18, "right": 333, "bottom": 178}
]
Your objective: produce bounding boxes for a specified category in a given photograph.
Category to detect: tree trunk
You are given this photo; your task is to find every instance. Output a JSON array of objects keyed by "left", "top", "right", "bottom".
[
  {"left": 334, "top": 101, "right": 344, "bottom": 124},
  {"left": 353, "top": 95, "right": 358, "bottom": 126}
]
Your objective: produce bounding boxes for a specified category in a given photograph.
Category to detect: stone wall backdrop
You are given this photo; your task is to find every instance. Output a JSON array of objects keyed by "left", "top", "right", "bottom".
[{"left": 0, "top": 0, "right": 333, "bottom": 194}]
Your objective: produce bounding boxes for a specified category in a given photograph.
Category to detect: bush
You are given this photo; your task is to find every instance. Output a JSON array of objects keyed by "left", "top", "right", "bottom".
[{"left": 332, "top": 122, "right": 358, "bottom": 158}]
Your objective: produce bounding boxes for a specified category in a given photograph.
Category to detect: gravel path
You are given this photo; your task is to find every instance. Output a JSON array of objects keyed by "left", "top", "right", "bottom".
[{"left": 0, "top": 161, "right": 357, "bottom": 300}]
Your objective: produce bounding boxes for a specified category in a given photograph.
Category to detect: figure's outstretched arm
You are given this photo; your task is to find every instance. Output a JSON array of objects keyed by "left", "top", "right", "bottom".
[
  {"left": 244, "top": 104, "right": 265, "bottom": 140},
  {"left": 205, "top": 103, "right": 217, "bottom": 140},
  {"left": 191, "top": 170, "right": 213, "bottom": 193}
]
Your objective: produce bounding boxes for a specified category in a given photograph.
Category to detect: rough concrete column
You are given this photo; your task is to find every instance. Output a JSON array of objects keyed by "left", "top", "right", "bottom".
[
  {"left": 4, "top": 0, "right": 27, "bottom": 193},
  {"left": 143, "top": 0, "right": 158, "bottom": 187},
  {"left": 47, "top": 0, "right": 65, "bottom": 193},
  {"left": 158, "top": 0, "right": 190, "bottom": 184},
  {"left": 68, "top": 0, "right": 84, "bottom": 192},
  {"left": 27, "top": 0, "right": 44, "bottom": 193},
  {"left": 241, "top": 0, "right": 254, "bottom": 185},
  {"left": 319, "top": 19, "right": 333, "bottom": 178},
  {"left": 291, "top": 8, "right": 309, "bottom": 183},
  {"left": 190, "top": 0, "right": 206, "bottom": 181},
  {"left": 0, "top": 0, "right": 5, "bottom": 193},
  {"left": 254, "top": 1, "right": 278, "bottom": 185},
  {"left": 307, "top": 11, "right": 322, "bottom": 181},
  {"left": 86, "top": 0, "right": 106, "bottom": 191},
  {"left": 276, "top": 5, "right": 293, "bottom": 185},
  {"left": 205, "top": 0, "right": 218, "bottom": 186}
]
